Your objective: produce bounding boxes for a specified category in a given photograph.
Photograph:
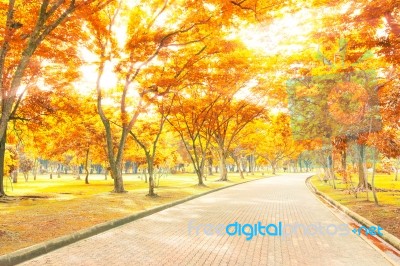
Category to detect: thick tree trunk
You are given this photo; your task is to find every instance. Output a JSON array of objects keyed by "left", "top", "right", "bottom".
[
  {"left": 148, "top": 170, "right": 155, "bottom": 196},
  {"left": 110, "top": 164, "right": 124, "bottom": 193},
  {"left": 106, "top": 130, "right": 127, "bottom": 193},
  {"left": 218, "top": 146, "right": 228, "bottom": 181},
  {"left": 146, "top": 156, "right": 156, "bottom": 197},
  {"left": 12, "top": 171, "right": 17, "bottom": 183}
]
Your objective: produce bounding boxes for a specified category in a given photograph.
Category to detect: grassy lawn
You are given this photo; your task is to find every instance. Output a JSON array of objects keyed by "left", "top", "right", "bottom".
[
  {"left": 310, "top": 173, "right": 400, "bottom": 239},
  {"left": 0, "top": 172, "right": 268, "bottom": 255}
]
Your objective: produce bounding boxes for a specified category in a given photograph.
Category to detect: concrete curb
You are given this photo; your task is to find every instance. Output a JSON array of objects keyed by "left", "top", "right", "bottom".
[
  {"left": 306, "top": 176, "right": 400, "bottom": 251},
  {"left": 0, "top": 175, "right": 270, "bottom": 266}
]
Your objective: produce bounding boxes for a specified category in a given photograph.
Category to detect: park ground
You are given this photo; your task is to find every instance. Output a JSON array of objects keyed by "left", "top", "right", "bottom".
[
  {"left": 2, "top": 172, "right": 399, "bottom": 258},
  {"left": 0, "top": 172, "right": 268, "bottom": 255},
  {"left": 310, "top": 173, "right": 400, "bottom": 240}
]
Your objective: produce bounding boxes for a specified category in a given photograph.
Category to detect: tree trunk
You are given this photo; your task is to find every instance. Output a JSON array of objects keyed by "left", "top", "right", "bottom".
[
  {"left": 104, "top": 167, "right": 108, "bottom": 180},
  {"left": 218, "top": 145, "right": 228, "bottom": 181},
  {"left": 84, "top": 148, "right": 90, "bottom": 184},
  {"left": 357, "top": 144, "right": 369, "bottom": 201},
  {"left": 234, "top": 155, "right": 244, "bottom": 179},
  {"left": 110, "top": 164, "right": 124, "bottom": 193},
  {"left": 357, "top": 144, "right": 368, "bottom": 189},
  {"left": 146, "top": 155, "right": 156, "bottom": 196},
  {"left": 98, "top": 107, "right": 127, "bottom": 193},
  {"left": 327, "top": 154, "right": 336, "bottom": 189},
  {"left": 12, "top": 171, "right": 17, "bottom": 183},
  {"left": 208, "top": 157, "right": 213, "bottom": 176},
  {"left": 271, "top": 162, "right": 276, "bottom": 175},
  {"left": 57, "top": 164, "right": 61, "bottom": 178},
  {"left": 33, "top": 158, "right": 37, "bottom": 181},
  {"left": 371, "top": 149, "right": 379, "bottom": 206},
  {"left": 148, "top": 172, "right": 155, "bottom": 196},
  {"left": 0, "top": 130, "right": 7, "bottom": 197},
  {"left": 200, "top": 161, "right": 206, "bottom": 182},
  {"left": 341, "top": 149, "right": 347, "bottom": 184},
  {"left": 248, "top": 154, "right": 255, "bottom": 175},
  {"left": 298, "top": 159, "right": 303, "bottom": 173}
]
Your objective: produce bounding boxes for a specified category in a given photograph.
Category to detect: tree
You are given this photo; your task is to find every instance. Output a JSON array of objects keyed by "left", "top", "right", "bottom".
[
  {"left": 130, "top": 95, "right": 174, "bottom": 196},
  {"left": 0, "top": 0, "right": 112, "bottom": 196},
  {"left": 19, "top": 153, "right": 34, "bottom": 182},
  {"left": 167, "top": 85, "right": 216, "bottom": 185},
  {"left": 255, "top": 114, "right": 301, "bottom": 174},
  {"left": 88, "top": 0, "right": 223, "bottom": 193}
]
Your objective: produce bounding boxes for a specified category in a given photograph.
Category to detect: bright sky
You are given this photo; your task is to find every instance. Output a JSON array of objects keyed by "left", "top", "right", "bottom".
[
  {"left": 75, "top": 5, "right": 384, "bottom": 98},
  {"left": 240, "top": 8, "right": 316, "bottom": 56},
  {"left": 76, "top": 8, "right": 316, "bottom": 96}
]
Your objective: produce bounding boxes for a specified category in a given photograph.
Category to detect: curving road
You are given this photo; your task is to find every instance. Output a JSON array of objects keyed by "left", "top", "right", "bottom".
[{"left": 19, "top": 174, "right": 395, "bottom": 265}]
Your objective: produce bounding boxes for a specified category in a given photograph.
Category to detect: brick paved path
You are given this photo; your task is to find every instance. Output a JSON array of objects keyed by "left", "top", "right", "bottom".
[{"left": 20, "top": 174, "right": 393, "bottom": 265}]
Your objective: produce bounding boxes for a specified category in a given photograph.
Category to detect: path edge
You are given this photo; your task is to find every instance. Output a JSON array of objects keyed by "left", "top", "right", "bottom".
[
  {"left": 0, "top": 175, "right": 270, "bottom": 266},
  {"left": 306, "top": 176, "right": 400, "bottom": 252}
]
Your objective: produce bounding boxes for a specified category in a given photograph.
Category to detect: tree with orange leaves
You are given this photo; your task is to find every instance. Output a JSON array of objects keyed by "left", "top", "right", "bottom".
[{"left": 0, "top": 0, "right": 112, "bottom": 196}]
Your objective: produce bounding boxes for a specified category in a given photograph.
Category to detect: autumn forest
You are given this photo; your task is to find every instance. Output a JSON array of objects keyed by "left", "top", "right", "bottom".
[{"left": 0, "top": 0, "right": 399, "bottom": 202}]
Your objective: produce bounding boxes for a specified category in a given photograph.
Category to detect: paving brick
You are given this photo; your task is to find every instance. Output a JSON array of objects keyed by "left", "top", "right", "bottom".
[{"left": 19, "top": 174, "right": 393, "bottom": 266}]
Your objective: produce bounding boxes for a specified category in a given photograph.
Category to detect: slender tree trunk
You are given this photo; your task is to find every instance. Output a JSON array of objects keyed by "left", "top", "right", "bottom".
[
  {"left": 84, "top": 148, "right": 90, "bottom": 184},
  {"left": 327, "top": 154, "right": 336, "bottom": 189},
  {"left": 341, "top": 149, "right": 348, "bottom": 185},
  {"left": 75, "top": 165, "right": 81, "bottom": 180},
  {"left": 371, "top": 149, "right": 379, "bottom": 206},
  {"left": 0, "top": 129, "right": 7, "bottom": 197},
  {"left": 33, "top": 158, "right": 37, "bottom": 180},
  {"left": 234, "top": 155, "right": 244, "bottom": 179}
]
